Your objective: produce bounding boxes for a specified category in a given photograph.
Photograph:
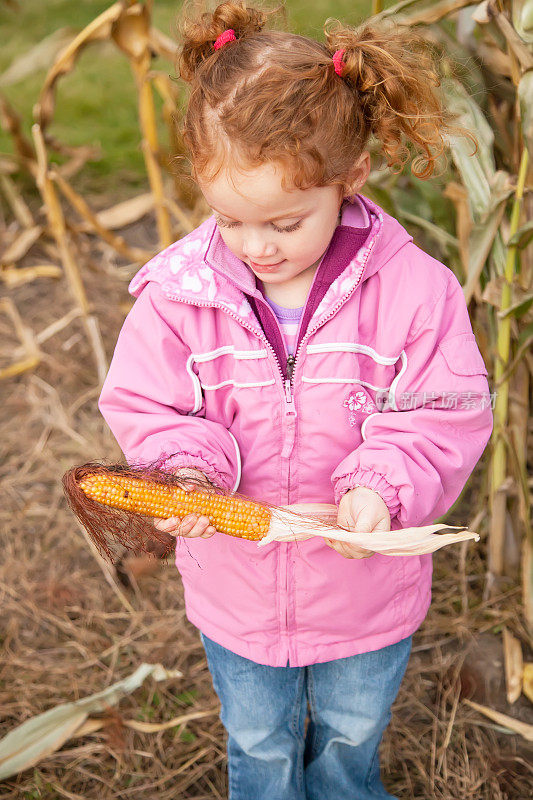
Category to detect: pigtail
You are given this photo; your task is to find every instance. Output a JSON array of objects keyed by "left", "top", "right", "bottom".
[
  {"left": 176, "top": 6, "right": 473, "bottom": 188},
  {"left": 324, "top": 19, "right": 475, "bottom": 180},
  {"left": 179, "top": 1, "right": 270, "bottom": 83}
]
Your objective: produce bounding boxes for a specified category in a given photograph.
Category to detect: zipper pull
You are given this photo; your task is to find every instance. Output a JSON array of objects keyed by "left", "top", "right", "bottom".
[
  {"left": 284, "top": 379, "right": 295, "bottom": 410},
  {"left": 286, "top": 354, "right": 296, "bottom": 382}
]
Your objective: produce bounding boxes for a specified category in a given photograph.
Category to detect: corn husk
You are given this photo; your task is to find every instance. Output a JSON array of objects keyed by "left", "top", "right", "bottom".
[{"left": 260, "top": 504, "right": 479, "bottom": 555}]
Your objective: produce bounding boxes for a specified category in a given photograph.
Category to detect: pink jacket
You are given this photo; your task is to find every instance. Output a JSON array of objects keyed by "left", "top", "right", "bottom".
[{"left": 99, "top": 195, "right": 493, "bottom": 667}]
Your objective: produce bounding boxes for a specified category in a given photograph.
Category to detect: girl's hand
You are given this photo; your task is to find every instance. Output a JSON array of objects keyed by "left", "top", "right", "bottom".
[
  {"left": 325, "top": 486, "right": 391, "bottom": 559},
  {"left": 154, "top": 468, "right": 217, "bottom": 539}
]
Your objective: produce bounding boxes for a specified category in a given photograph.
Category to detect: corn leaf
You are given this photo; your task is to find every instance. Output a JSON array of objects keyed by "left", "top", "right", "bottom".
[
  {"left": 400, "top": 0, "right": 476, "bottom": 25},
  {"left": 442, "top": 78, "right": 496, "bottom": 219},
  {"left": 378, "top": 0, "right": 472, "bottom": 24},
  {"left": 0, "top": 226, "right": 43, "bottom": 264},
  {"left": 374, "top": 0, "right": 427, "bottom": 19},
  {"left": 513, "top": 0, "right": 533, "bottom": 44},
  {"left": 518, "top": 70, "right": 533, "bottom": 160},
  {"left": 498, "top": 293, "right": 533, "bottom": 319},
  {"left": 508, "top": 219, "right": 533, "bottom": 248},
  {"left": 523, "top": 663, "right": 533, "bottom": 703},
  {"left": 517, "top": 321, "right": 533, "bottom": 349},
  {"left": 0, "top": 663, "right": 182, "bottom": 780},
  {"left": 111, "top": 3, "right": 151, "bottom": 61},
  {"left": 463, "top": 195, "right": 508, "bottom": 302},
  {"left": 149, "top": 26, "right": 179, "bottom": 61},
  {"left": 384, "top": 70, "right": 513, "bottom": 297},
  {"left": 0, "top": 265, "right": 61, "bottom": 288},
  {"left": 464, "top": 699, "right": 533, "bottom": 741},
  {"left": 397, "top": 210, "right": 459, "bottom": 250},
  {"left": 84, "top": 193, "right": 154, "bottom": 231}
]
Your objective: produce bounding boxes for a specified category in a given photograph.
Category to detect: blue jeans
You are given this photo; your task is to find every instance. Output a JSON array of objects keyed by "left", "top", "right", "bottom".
[{"left": 201, "top": 634, "right": 412, "bottom": 800}]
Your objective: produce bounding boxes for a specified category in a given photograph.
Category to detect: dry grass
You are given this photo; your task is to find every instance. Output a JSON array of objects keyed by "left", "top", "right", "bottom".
[{"left": 0, "top": 212, "right": 531, "bottom": 799}]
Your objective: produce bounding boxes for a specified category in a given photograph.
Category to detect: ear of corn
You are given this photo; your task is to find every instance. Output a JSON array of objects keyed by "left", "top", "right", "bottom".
[
  {"left": 67, "top": 466, "right": 481, "bottom": 562},
  {"left": 79, "top": 473, "right": 271, "bottom": 541}
]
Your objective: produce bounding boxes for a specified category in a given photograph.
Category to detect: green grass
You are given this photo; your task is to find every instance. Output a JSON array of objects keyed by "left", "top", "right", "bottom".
[{"left": 0, "top": 1, "right": 393, "bottom": 201}]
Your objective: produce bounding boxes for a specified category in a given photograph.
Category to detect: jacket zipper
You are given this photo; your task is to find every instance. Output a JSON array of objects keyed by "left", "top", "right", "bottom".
[
  {"left": 166, "top": 293, "right": 301, "bottom": 489},
  {"left": 286, "top": 354, "right": 296, "bottom": 382},
  {"left": 284, "top": 266, "right": 367, "bottom": 390},
  {"left": 283, "top": 234, "right": 375, "bottom": 392}
]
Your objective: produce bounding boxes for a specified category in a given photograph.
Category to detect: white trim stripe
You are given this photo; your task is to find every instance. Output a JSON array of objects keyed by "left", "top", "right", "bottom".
[
  {"left": 306, "top": 342, "right": 401, "bottom": 365},
  {"left": 186, "top": 354, "right": 203, "bottom": 413},
  {"left": 387, "top": 350, "right": 408, "bottom": 411},
  {"left": 186, "top": 347, "right": 270, "bottom": 413},
  {"left": 361, "top": 412, "right": 380, "bottom": 441},
  {"left": 192, "top": 346, "right": 269, "bottom": 362},
  {"left": 301, "top": 377, "right": 389, "bottom": 392},
  {"left": 227, "top": 430, "right": 242, "bottom": 494},
  {"left": 203, "top": 379, "right": 276, "bottom": 391}
]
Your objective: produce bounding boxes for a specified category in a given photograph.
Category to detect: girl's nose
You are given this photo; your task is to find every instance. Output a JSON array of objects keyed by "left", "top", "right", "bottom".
[{"left": 242, "top": 230, "right": 277, "bottom": 260}]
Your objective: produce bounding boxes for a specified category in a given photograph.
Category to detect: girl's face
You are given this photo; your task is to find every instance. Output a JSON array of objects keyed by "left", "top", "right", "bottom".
[{"left": 199, "top": 163, "right": 345, "bottom": 292}]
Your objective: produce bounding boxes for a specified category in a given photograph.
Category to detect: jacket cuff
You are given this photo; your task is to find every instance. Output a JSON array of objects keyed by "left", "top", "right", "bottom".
[
  {"left": 159, "top": 452, "right": 236, "bottom": 493},
  {"left": 333, "top": 468, "right": 402, "bottom": 519}
]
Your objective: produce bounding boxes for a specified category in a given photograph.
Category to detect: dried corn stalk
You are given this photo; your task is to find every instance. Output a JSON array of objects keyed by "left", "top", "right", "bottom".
[
  {"left": 0, "top": 297, "right": 40, "bottom": 380},
  {"left": 502, "top": 626, "right": 523, "bottom": 704},
  {"left": 32, "top": 124, "right": 107, "bottom": 383},
  {"left": 0, "top": 0, "right": 194, "bottom": 387},
  {"left": 34, "top": 1, "right": 126, "bottom": 130},
  {"left": 112, "top": 4, "right": 173, "bottom": 247}
]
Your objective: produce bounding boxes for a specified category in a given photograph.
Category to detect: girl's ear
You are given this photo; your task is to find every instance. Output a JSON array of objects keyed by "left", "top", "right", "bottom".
[{"left": 343, "top": 150, "right": 371, "bottom": 198}]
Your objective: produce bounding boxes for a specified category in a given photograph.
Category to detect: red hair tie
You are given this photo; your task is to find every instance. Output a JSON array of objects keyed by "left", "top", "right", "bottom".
[
  {"left": 214, "top": 29, "right": 237, "bottom": 50},
  {"left": 332, "top": 49, "right": 345, "bottom": 77}
]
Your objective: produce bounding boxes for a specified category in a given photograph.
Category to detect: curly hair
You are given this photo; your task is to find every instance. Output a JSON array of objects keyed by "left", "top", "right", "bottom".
[{"left": 177, "top": 1, "right": 474, "bottom": 190}]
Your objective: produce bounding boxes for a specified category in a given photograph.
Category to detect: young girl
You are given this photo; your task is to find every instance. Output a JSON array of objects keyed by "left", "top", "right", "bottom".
[{"left": 99, "top": 4, "right": 493, "bottom": 798}]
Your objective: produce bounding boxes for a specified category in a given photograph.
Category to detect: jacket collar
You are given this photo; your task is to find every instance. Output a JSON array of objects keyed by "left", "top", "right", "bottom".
[
  {"left": 204, "top": 193, "right": 373, "bottom": 298},
  {"left": 129, "top": 195, "right": 413, "bottom": 336}
]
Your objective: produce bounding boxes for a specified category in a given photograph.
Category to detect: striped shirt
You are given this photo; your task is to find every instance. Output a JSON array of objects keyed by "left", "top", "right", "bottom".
[{"left": 264, "top": 296, "right": 304, "bottom": 356}]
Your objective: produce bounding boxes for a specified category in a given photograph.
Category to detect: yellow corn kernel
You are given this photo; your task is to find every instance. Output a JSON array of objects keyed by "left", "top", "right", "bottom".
[{"left": 78, "top": 473, "right": 271, "bottom": 541}]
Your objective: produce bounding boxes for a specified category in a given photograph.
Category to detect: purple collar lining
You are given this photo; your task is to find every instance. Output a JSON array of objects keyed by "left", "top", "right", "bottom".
[{"left": 248, "top": 222, "right": 371, "bottom": 378}]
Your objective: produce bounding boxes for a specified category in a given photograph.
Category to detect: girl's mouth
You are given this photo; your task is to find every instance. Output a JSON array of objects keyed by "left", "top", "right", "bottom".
[{"left": 249, "top": 259, "right": 285, "bottom": 272}]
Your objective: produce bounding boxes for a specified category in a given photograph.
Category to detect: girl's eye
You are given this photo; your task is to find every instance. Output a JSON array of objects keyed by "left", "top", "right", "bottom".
[
  {"left": 272, "top": 221, "right": 302, "bottom": 233},
  {"left": 215, "top": 218, "right": 239, "bottom": 229},
  {"left": 215, "top": 217, "right": 302, "bottom": 233}
]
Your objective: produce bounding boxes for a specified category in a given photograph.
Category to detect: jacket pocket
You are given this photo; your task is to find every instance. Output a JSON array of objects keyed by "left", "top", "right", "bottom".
[{"left": 438, "top": 333, "right": 488, "bottom": 376}]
